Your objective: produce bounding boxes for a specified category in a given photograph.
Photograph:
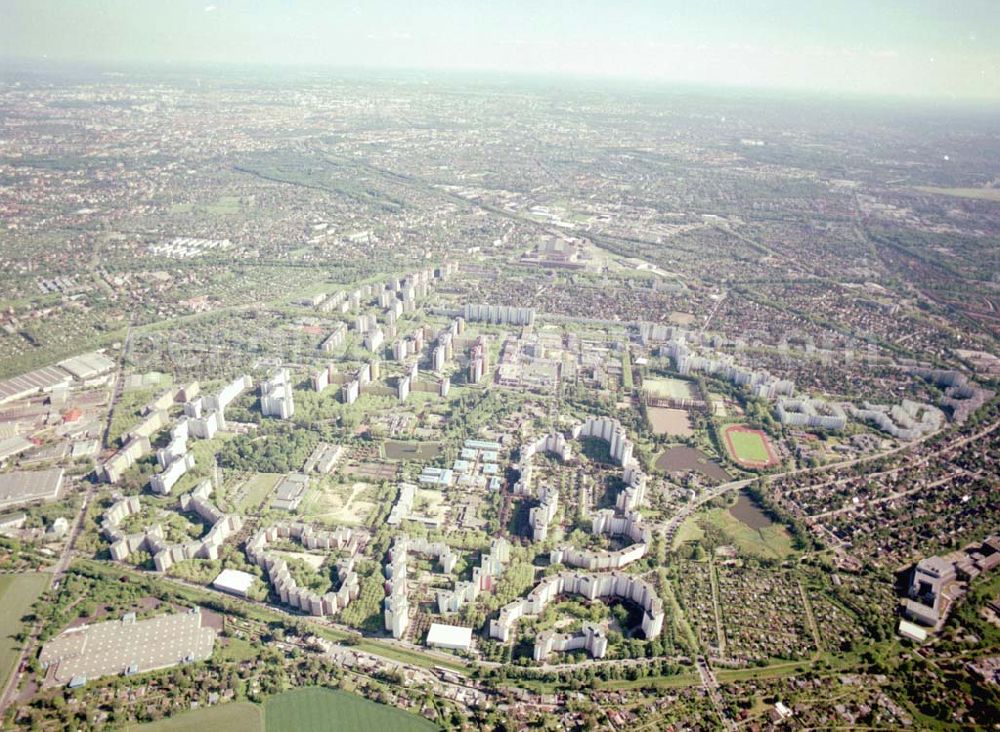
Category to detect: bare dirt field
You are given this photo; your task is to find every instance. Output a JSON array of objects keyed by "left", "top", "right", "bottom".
[{"left": 647, "top": 406, "right": 695, "bottom": 436}]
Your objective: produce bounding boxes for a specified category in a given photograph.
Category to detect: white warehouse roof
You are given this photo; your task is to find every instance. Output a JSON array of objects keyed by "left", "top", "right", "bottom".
[
  {"left": 426, "top": 623, "right": 473, "bottom": 651},
  {"left": 212, "top": 568, "right": 257, "bottom": 597}
]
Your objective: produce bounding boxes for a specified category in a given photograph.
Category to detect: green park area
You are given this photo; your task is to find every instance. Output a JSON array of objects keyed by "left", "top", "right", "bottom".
[
  {"left": 675, "top": 493, "right": 794, "bottom": 560},
  {"left": 702, "top": 506, "right": 794, "bottom": 560},
  {"left": 0, "top": 572, "right": 50, "bottom": 694}
]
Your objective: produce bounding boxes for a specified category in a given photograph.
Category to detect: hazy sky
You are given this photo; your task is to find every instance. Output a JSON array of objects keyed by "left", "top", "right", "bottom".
[{"left": 2, "top": 0, "right": 998, "bottom": 99}]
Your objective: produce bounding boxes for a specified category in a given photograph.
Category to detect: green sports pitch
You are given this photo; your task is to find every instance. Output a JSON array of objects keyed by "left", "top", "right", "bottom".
[
  {"left": 723, "top": 425, "right": 776, "bottom": 466},
  {"left": 264, "top": 687, "right": 438, "bottom": 732}
]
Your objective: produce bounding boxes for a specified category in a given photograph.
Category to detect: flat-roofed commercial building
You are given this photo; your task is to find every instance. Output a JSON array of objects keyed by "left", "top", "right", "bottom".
[
  {"left": 0, "top": 436, "right": 34, "bottom": 465},
  {"left": 0, "top": 468, "right": 64, "bottom": 509},
  {"left": 212, "top": 568, "right": 257, "bottom": 598},
  {"left": 39, "top": 610, "right": 216, "bottom": 687},
  {"left": 271, "top": 473, "right": 309, "bottom": 511},
  {"left": 426, "top": 623, "right": 473, "bottom": 652},
  {"left": 57, "top": 351, "right": 115, "bottom": 381},
  {"left": 0, "top": 365, "right": 74, "bottom": 405}
]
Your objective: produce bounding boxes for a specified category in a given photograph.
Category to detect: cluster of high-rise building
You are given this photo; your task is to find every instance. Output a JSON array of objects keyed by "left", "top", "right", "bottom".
[
  {"left": 489, "top": 571, "right": 664, "bottom": 646},
  {"left": 386, "top": 482, "right": 416, "bottom": 526},
  {"left": 529, "top": 486, "right": 559, "bottom": 542},
  {"left": 319, "top": 323, "right": 347, "bottom": 352},
  {"left": 100, "top": 435, "right": 151, "bottom": 483},
  {"left": 911, "top": 367, "right": 995, "bottom": 425},
  {"left": 260, "top": 368, "right": 295, "bottom": 419},
  {"left": 467, "top": 335, "right": 489, "bottom": 384},
  {"left": 313, "top": 266, "right": 447, "bottom": 325},
  {"left": 384, "top": 535, "right": 510, "bottom": 637},
  {"left": 102, "top": 480, "right": 242, "bottom": 572},
  {"left": 101, "top": 382, "right": 204, "bottom": 483},
  {"left": 573, "top": 416, "right": 647, "bottom": 513},
  {"left": 335, "top": 359, "right": 380, "bottom": 405},
  {"left": 245, "top": 522, "right": 363, "bottom": 616},
  {"left": 775, "top": 397, "right": 848, "bottom": 430},
  {"left": 534, "top": 623, "right": 608, "bottom": 661},
  {"left": 392, "top": 328, "right": 424, "bottom": 362},
  {"left": 850, "top": 399, "right": 944, "bottom": 441},
  {"left": 551, "top": 509, "right": 650, "bottom": 571},
  {"left": 429, "top": 315, "right": 465, "bottom": 376},
  {"left": 384, "top": 536, "right": 453, "bottom": 638},
  {"left": 184, "top": 375, "right": 252, "bottom": 438},
  {"left": 661, "top": 338, "right": 794, "bottom": 401},
  {"left": 436, "top": 537, "right": 510, "bottom": 613},
  {"left": 462, "top": 303, "right": 535, "bottom": 327},
  {"left": 514, "top": 416, "right": 648, "bottom": 534}
]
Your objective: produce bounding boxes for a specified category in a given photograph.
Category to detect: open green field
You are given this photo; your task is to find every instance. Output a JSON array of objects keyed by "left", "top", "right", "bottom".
[
  {"left": 214, "top": 637, "right": 257, "bottom": 663},
  {"left": 236, "top": 473, "right": 282, "bottom": 512},
  {"left": 264, "top": 687, "right": 438, "bottom": 732},
  {"left": 701, "top": 507, "right": 794, "bottom": 560},
  {"left": 0, "top": 572, "right": 50, "bottom": 694},
  {"left": 913, "top": 186, "right": 1000, "bottom": 202},
  {"left": 723, "top": 427, "right": 773, "bottom": 465},
  {"left": 643, "top": 377, "right": 694, "bottom": 400},
  {"left": 621, "top": 348, "right": 633, "bottom": 389},
  {"left": 671, "top": 516, "right": 705, "bottom": 549},
  {"left": 126, "top": 701, "right": 263, "bottom": 732}
]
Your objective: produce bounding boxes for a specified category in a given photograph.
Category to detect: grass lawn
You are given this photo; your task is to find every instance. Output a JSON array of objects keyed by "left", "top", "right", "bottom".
[
  {"left": 126, "top": 701, "right": 263, "bottom": 732},
  {"left": 352, "top": 637, "right": 466, "bottom": 673},
  {"left": 264, "top": 687, "right": 438, "bottom": 732},
  {"left": 214, "top": 637, "right": 258, "bottom": 663},
  {"left": 0, "top": 572, "right": 50, "bottom": 694},
  {"left": 621, "top": 349, "right": 633, "bottom": 389},
  {"left": 671, "top": 515, "right": 705, "bottom": 550},
  {"left": 237, "top": 473, "right": 282, "bottom": 512},
  {"left": 702, "top": 508, "right": 794, "bottom": 560},
  {"left": 725, "top": 429, "right": 771, "bottom": 463}
]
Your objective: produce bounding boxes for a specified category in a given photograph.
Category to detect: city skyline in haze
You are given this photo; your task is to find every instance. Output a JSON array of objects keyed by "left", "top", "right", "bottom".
[{"left": 2, "top": 0, "right": 998, "bottom": 100}]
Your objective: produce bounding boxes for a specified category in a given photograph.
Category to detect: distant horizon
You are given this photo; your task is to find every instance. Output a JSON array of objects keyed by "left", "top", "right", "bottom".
[
  {"left": 1, "top": 0, "right": 997, "bottom": 101},
  {"left": 3, "top": 55, "right": 1000, "bottom": 111}
]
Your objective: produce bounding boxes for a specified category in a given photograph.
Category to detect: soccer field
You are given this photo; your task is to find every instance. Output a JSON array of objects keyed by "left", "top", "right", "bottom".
[
  {"left": 264, "top": 687, "right": 439, "bottom": 732},
  {"left": 0, "top": 572, "right": 50, "bottom": 695},
  {"left": 723, "top": 425, "right": 776, "bottom": 466}
]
